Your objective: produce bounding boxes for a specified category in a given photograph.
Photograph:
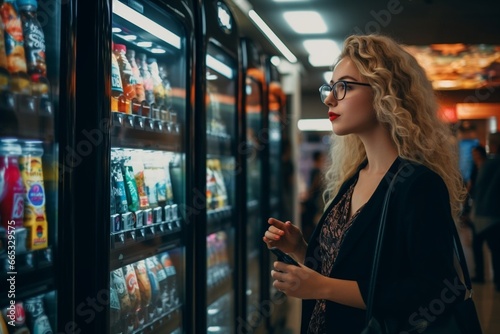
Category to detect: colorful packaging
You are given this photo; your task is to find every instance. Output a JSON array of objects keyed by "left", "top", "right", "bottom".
[{"left": 19, "top": 141, "right": 48, "bottom": 250}]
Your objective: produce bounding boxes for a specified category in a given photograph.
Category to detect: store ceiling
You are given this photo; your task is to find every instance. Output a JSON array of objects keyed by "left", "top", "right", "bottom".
[{"left": 227, "top": 0, "right": 500, "bottom": 95}]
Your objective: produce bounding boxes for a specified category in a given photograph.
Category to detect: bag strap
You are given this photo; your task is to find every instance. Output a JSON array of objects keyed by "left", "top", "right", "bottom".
[
  {"left": 450, "top": 220, "right": 473, "bottom": 294},
  {"left": 365, "top": 162, "right": 407, "bottom": 323}
]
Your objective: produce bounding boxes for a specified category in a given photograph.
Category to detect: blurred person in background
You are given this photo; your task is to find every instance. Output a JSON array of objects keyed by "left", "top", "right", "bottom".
[
  {"left": 464, "top": 145, "right": 488, "bottom": 283},
  {"left": 472, "top": 132, "right": 500, "bottom": 291}
]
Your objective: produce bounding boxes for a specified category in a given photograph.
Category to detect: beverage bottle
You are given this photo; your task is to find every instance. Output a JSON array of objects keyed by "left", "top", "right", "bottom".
[
  {"left": 125, "top": 49, "right": 145, "bottom": 103},
  {"left": 24, "top": 296, "right": 53, "bottom": 334},
  {"left": 17, "top": 0, "right": 46, "bottom": 77},
  {"left": 113, "top": 44, "right": 136, "bottom": 114},
  {"left": 19, "top": 141, "right": 48, "bottom": 250},
  {"left": 152, "top": 255, "right": 168, "bottom": 313},
  {"left": 136, "top": 53, "right": 154, "bottom": 108},
  {"left": 110, "top": 43, "right": 123, "bottom": 113},
  {"left": 146, "top": 58, "right": 165, "bottom": 119},
  {"left": 0, "top": 138, "right": 27, "bottom": 253},
  {"left": 111, "top": 151, "right": 128, "bottom": 215},
  {"left": 18, "top": 0, "right": 51, "bottom": 114},
  {"left": 158, "top": 63, "right": 172, "bottom": 111},
  {"left": 160, "top": 252, "right": 179, "bottom": 308},
  {"left": 0, "top": 0, "right": 30, "bottom": 94}
]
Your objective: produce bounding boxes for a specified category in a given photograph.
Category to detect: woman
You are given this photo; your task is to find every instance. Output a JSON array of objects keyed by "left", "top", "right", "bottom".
[{"left": 263, "top": 34, "right": 467, "bottom": 333}]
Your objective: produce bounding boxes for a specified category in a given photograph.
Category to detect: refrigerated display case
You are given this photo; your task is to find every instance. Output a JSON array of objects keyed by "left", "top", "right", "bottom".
[
  {"left": 72, "top": 0, "right": 194, "bottom": 333},
  {"left": 193, "top": 0, "right": 241, "bottom": 332},
  {"left": 240, "top": 37, "right": 268, "bottom": 334},
  {"left": 0, "top": 0, "right": 62, "bottom": 331}
]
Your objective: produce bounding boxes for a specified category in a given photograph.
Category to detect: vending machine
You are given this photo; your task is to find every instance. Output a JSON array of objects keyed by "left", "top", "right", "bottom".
[
  {"left": 71, "top": 0, "right": 194, "bottom": 333},
  {"left": 193, "top": 0, "right": 242, "bottom": 332},
  {"left": 240, "top": 37, "right": 268, "bottom": 334},
  {"left": 0, "top": 0, "right": 66, "bottom": 332}
]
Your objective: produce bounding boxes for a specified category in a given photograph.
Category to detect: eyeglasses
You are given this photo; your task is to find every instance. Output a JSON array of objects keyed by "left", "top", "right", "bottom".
[{"left": 319, "top": 81, "right": 371, "bottom": 103}]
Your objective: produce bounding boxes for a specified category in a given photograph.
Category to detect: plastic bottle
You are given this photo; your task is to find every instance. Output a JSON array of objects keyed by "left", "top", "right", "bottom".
[
  {"left": 113, "top": 44, "right": 136, "bottom": 114},
  {"left": 136, "top": 53, "right": 154, "bottom": 107},
  {"left": 0, "top": 138, "right": 27, "bottom": 253},
  {"left": 18, "top": 0, "right": 47, "bottom": 76},
  {"left": 158, "top": 63, "right": 172, "bottom": 110},
  {"left": 19, "top": 140, "right": 48, "bottom": 250},
  {"left": 18, "top": 0, "right": 52, "bottom": 114},
  {"left": 126, "top": 49, "right": 145, "bottom": 103},
  {"left": 110, "top": 43, "right": 123, "bottom": 113},
  {"left": 0, "top": 0, "right": 30, "bottom": 93},
  {"left": 147, "top": 58, "right": 165, "bottom": 119}
]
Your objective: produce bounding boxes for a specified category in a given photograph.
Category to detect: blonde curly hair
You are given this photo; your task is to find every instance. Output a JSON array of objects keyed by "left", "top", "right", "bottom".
[{"left": 323, "top": 34, "right": 466, "bottom": 220}]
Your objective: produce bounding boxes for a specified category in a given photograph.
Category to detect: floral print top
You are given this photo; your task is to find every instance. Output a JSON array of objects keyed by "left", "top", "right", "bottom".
[{"left": 307, "top": 181, "right": 365, "bottom": 333}]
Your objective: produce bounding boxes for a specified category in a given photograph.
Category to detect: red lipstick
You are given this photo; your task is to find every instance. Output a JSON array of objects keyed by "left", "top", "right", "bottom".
[{"left": 329, "top": 111, "right": 339, "bottom": 121}]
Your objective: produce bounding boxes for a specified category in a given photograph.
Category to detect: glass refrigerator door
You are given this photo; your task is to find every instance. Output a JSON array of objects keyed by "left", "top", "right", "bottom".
[
  {"left": 268, "top": 84, "right": 287, "bottom": 326},
  {"left": 0, "top": 0, "right": 60, "bottom": 332},
  {"left": 109, "top": 1, "right": 187, "bottom": 332},
  {"left": 244, "top": 76, "right": 263, "bottom": 327},
  {"left": 205, "top": 42, "right": 237, "bottom": 333}
]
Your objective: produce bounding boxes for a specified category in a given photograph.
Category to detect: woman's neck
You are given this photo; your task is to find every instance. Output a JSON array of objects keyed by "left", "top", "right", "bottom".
[{"left": 358, "top": 127, "right": 399, "bottom": 175}]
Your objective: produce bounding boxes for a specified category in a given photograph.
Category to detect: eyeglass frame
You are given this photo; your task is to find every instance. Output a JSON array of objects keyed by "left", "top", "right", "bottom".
[{"left": 319, "top": 81, "right": 371, "bottom": 103}]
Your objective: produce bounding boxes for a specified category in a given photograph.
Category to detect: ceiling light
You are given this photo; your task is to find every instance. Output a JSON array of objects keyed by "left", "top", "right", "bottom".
[
  {"left": 283, "top": 11, "right": 327, "bottom": 34},
  {"left": 151, "top": 48, "right": 166, "bottom": 54},
  {"left": 297, "top": 119, "right": 332, "bottom": 132},
  {"left": 137, "top": 41, "right": 152, "bottom": 47},
  {"left": 113, "top": 0, "right": 181, "bottom": 49},
  {"left": 270, "top": 56, "right": 281, "bottom": 66},
  {"left": 248, "top": 10, "right": 297, "bottom": 63},
  {"left": 303, "top": 39, "right": 340, "bottom": 67},
  {"left": 112, "top": 27, "right": 122, "bottom": 33}
]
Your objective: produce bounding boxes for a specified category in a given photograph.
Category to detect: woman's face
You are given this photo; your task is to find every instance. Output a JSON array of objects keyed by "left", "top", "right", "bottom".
[{"left": 325, "top": 58, "right": 376, "bottom": 136}]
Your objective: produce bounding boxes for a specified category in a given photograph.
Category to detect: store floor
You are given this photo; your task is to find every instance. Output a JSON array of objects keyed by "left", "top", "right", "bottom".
[{"left": 275, "top": 225, "right": 500, "bottom": 334}]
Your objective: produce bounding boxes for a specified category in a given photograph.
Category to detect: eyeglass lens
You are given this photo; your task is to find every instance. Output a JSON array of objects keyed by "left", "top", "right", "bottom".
[{"left": 320, "top": 82, "right": 346, "bottom": 102}]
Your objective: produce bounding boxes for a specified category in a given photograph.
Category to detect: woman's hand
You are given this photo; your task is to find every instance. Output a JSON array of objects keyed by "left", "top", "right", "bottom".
[
  {"left": 271, "top": 261, "right": 326, "bottom": 300},
  {"left": 263, "top": 218, "right": 307, "bottom": 259}
]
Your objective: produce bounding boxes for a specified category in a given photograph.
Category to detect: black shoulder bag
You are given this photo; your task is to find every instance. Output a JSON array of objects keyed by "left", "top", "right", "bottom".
[{"left": 361, "top": 164, "right": 482, "bottom": 334}]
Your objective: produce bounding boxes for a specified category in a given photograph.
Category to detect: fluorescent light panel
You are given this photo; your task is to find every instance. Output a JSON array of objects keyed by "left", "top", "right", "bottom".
[
  {"left": 207, "top": 55, "right": 233, "bottom": 79},
  {"left": 304, "top": 39, "right": 340, "bottom": 67},
  {"left": 113, "top": 0, "right": 181, "bottom": 49},
  {"left": 283, "top": 11, "right": 327, "bottom": 34},
  {"left": 298, "top": 119, "right": 332, "bottom": 132},
  {"left": 249, "top": 10, "right": 297, "bottom": 63}
]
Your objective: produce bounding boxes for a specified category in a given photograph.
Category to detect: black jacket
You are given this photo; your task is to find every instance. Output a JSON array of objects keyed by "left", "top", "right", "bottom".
[{"left": 301, "top": 158, "right": 464, "bottom": 333}]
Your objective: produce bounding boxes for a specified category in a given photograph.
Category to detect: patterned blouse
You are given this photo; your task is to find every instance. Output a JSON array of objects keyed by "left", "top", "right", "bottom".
[{"left": 307, "top": 181, "right": 365, "bottom": 333}]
